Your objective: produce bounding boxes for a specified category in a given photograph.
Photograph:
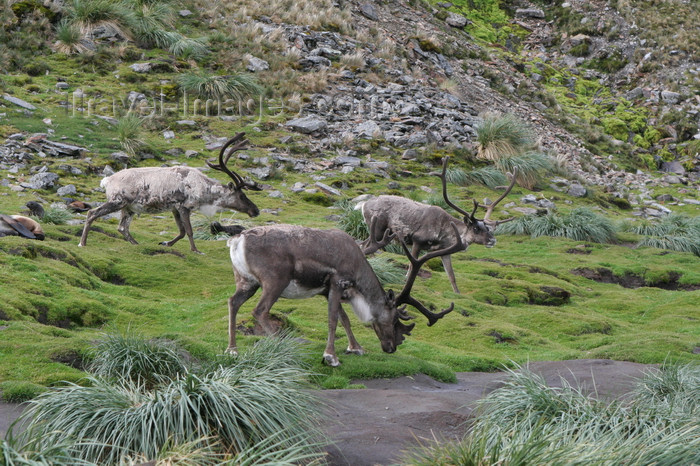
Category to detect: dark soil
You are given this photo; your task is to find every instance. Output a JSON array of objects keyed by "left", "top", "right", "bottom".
[{"left": 572, "top": 267, "right": 698, "bottom": 290}]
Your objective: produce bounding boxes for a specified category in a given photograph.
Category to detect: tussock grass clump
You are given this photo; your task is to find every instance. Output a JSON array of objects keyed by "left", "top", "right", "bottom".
[
  {"left": 87, "top": 329, "right": 189, "bottom": 386},
  {"left": 622, "top": 214, "right": 700, "bottom": 256},
  {"left": 471, "top": 113, "right": 552, "bottom": 189},
  {"left": 404, "top": 362, "right": 700, "bottom": 465},
  {"left": 497, "top": 207, "right": 617, "bottom": 243},
  {"left": 10, "top": 331, "right": 324, "bottom": 464},
  {"left": 447, "top": 165, "right": 508, "bottom": 189},
  {"left": 634, "top": 361, "right": 699, "bottom": 417},
  {"left": 367, "top": 256, "right": 404, "bottom": 285},
  {"left": 335, "top": 198, "right": 369, "bottom": 241},
  {"left": 40, "top": 206, "right": 73, "bottom": 225},
  {"left": 495, "top": 151, "right": 553, "bottom": 190},
  {"left": 177, "top": 71, "right": 262, "bottom": 102},
  {"left": 476, "top": 112, "right": 536, "bottom": 161},
  {"left": 53, "top": 19, "right": 90, "bottom": 54},
  {"left": 64, "top": 0, "right": 133, "bottom": 38},
  {"left": 116, "top": 114, "right": 147, "bottom": 155}
]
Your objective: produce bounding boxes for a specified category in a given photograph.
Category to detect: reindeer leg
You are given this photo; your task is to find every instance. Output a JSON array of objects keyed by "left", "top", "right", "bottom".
[
  {"left": 161, "top": 208, "right": 186, "bottom": 248},
  {"left": 78, "top": 201, "right": 126, "bottom": 247},
  {"left": 339, "top": 306, "right": 364, "bottom": 356},
  {"left": 324, "top": 285, "right": 343, "bottom": 366},
  {"left": 178, "top": 208, "right": 202, "bottom": 254},
  {"left": 117, "top": 209, "right": 138, "bottom": 244},
  {"left": 441, "top": 254, "right": 460, "bottom": 294},
  {"left": 226, "top": 279, "right": 259, "bottom": 355},
  {"left": 251, "top": 281, "right": 287, "bottom": 336}
]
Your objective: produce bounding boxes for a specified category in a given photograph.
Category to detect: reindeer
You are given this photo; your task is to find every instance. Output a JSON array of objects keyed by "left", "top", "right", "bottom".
[
  {"left": 0, "top": 214, "right": 45, "bottom": 240},
  {"left": 225, "top": 223, "right": 464, "bottom": 366},
  {"left": 79, "top": 133, "right": 261, "bottom": 253},
  {"left": 357, "top": 157, "right": 517, "bottom": 294}
]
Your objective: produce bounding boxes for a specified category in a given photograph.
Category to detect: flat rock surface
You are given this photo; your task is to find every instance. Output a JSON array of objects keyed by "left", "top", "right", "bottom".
[
  {"left": 318, "top": 359, "right": 655, "bottom": 465},
  {"left": 0, "top": 359, "right": 654, "bottom": 465}
]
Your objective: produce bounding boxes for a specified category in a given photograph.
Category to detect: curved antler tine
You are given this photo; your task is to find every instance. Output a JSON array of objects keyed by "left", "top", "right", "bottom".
[
  {"left": 396, "top": 305, "right": 414, "bottom": 321},
  {"left": 484, "top": 167, "right": 518, "bottom": 223},
  {"left": 399, "top": 296, "right": 454, "bottom": 326},
  {"left": 222, "top": 133, "right": 248, "bottom": 166},
  {"left": 206, "top": 133, "right": 249, "bottom": 188},
  {"left": 361, "top": 217, "right": 395, "bottom": 255},
  {"left": 430, "top": 156, "right": 473, "bottom": 218}
]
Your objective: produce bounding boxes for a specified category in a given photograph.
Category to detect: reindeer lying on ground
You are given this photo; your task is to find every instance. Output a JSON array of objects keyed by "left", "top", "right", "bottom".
[
  {"left": 0, "top": 214, "right": 45, "bottom": 240},
  {"left": 79, "top": 133, "right": 261, "bottom": 253},
  {"left": 225, "top": 223, "right": 463, "bottom": 366},
  {"left": 357, "top": 157, "right": 517, "bottom": 294}
]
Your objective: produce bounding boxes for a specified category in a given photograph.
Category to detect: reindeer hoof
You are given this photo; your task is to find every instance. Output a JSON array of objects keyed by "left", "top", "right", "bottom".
[
  {"left": 345, "top": 347, "right": 365, "bottom": 356},
  {"left": 224, "top": 347, "right": 238, "bottom": 357},
  {"left": 322, "top": 354, "right": 340, "bottom": 367}
]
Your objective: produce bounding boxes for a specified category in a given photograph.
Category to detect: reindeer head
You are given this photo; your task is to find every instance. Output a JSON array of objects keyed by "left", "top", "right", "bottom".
[
  {"left": 207, "top": 132, "right": 262, "bottom": 218},
  {"left": 432, "top": 156, "right": 518, "bottom": 248},
  {"left": 370, "top": 289, "right": 416, "bottom": 353}
]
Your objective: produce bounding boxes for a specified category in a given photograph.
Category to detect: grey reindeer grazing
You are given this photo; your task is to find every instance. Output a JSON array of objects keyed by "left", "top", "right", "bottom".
[
  {"left": 79, "top": 133, "right": 260, "bottom": 253},
  {"left": 225, "top": 223, "right": 464, "bottom": 366},
  {"left": 357, "top": 157, "right": 517, "bottom": 294}
]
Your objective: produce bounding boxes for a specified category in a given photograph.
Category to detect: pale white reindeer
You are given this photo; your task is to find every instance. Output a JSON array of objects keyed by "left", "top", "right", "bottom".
[
  {"left": 225, "top": 223, "right": 464, "bottom": 366},
  {"left": 79, "top": 133, "right": 261, "bottom": 253},
  {"left": 357, "top": 157, "right": 517, "bottom": 294}
]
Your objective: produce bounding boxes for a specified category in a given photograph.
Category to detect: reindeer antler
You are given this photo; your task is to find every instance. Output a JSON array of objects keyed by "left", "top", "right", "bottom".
[
  {"left": 360, "top": 217, "right": 396, "bottom": 255},
  {"left": 393, "top": 223, "right": 464, "bottom": 326},
  {"left": 480, "top": 167, "right": 518, "bottom": 226},
  {"left": 431, "top": 157, "right": 518, "bottom": 226},
  {"left": 206, "top": 132, "right": 262, "bottom": 191},
  {"left": 430, "top": 156, "right": 477, "bottom": 222}
]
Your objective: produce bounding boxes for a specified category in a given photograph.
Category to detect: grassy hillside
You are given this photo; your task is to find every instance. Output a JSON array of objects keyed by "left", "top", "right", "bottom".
[
  {"left": 1, "top": 167, "right": 698, "bottom": 397},
  {"left": 0, "top": 0, "right": 698, "bottom": 399}
]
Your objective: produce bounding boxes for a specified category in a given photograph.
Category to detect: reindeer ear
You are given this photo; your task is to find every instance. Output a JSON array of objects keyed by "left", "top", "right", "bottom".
[
  {"left": 227, "top": 182, "right": 235, "bottom": 189},
  {"left": 386, "top": 289, "right": 395, "bottom": 305}
]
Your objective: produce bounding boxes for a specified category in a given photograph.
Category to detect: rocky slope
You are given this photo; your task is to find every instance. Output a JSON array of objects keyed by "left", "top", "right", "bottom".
[{"left": 1, "top": 0, "right": 698, "bottom": 217}]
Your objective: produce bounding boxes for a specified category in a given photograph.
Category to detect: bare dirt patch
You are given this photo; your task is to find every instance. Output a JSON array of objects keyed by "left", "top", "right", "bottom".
[{"left": 572, "top": 267, "right": 698, "bottom": 290}]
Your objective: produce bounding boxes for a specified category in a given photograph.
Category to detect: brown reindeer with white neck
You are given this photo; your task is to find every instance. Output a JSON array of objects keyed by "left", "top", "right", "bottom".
[
  {"left": 357, "top": 157, "right": 517, "bottom": 294},
  {"left": 79, "top": 133, "right": 260, "bottom": 253},
  {"left": 225, "top": 222, "right": 464, "bottom": 366}
]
